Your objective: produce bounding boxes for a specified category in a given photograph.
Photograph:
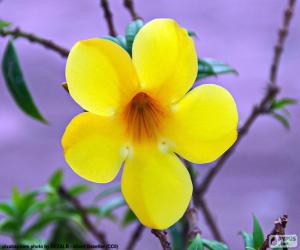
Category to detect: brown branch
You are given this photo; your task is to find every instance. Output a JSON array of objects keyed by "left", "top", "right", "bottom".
[
  {"left": 270, "top": 0, "right": 296, "bottom": 83},
  {"left": 58, "top": 186, "right": 108, "bottom": 245},
  {"left": 125, "top": 223, "right": 145, "bottom": 250},
  {"left": 184, "top": 159, "right": 224, "bottom": 242},
  {"left": 196, "top": 198, "right": 224, "bottom": 242},
  {"left": 186, "top": 207, "right": 201, "bottom": 240},
  {"left": 0, "top": 28, "right": 69, "bottom": 57},
  {"left": 123, "top": 0, "right": 141, "bottom": 20},
  {"left": 194, "top": 0, "right": 297, "bottom": 200},
  {"left": 100, "top": 0, "right": 117, "bottom": 36},
  {"left": 260, "top": 215, "right": 288, "bottom": 250},
  {"left": 151, "top": 229, "right": 172, "bottom": 250}
]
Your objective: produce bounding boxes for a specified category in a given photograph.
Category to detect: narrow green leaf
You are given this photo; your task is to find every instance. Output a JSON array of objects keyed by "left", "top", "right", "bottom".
[
  {"left": 48, "top": 221, "right": 85, "bottom": 246},
  {"left": 271, "top": 112, "right": 290, "bottom": 129},
  {"left": 188, "top": 234, "right": 204, "bottom": 250},
  {"left": 125, "top": 19, "right": 144, "bottom": 55},
  {"left": 2, "top": 40, "right": 47, "bottom": 123},
  {"left": 68, "top": 184, "right": 90, "bottom": 197},
  {"left": 270, "top": 98, "right": 297, "bottom": 110},
  {"left": 122, "top": 208, "right": 137, "bottom": 227},
  {"left": 239, "top": 231, "right": 254, "bottom": 249},
  {"left": 99, "top": 197, "right": 125, "bottom": 218},
  {"left": 0, "top": 219, "right": 19, "bottom": 234},
  {"left": 94, "top": 185, "right": 120, "bottom": 201},
  {"left": 252, "top": 216, "right": 264, "bottom": 250},
  {"left": 0, "top": 203, "right": 15, "bottom": 216},
  {"left": 0, "top": 19, "right": 11, "bottom": 29},
  {"left": 17, "top": 191, "right": 38, "bottom": 217},
  {"left": 49, "top": 169, "right": 63, "bottom": 189},
  {"left": 169, "top": 221, "right": 185, "bottom": 250},
  {"left": 197, "top": 58, "right": 238, "bottom": 80},
  {"left": 12, "top": 187, "right": 21, "bottom": 207},
  {"left": 202, "top": 239, "right": 229, "bottom": 250}
]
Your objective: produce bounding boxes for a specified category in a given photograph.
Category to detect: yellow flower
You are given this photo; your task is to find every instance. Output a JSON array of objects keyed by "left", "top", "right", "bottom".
[{"left": 62, "top": 19, "right": 238, "bottom": 229}]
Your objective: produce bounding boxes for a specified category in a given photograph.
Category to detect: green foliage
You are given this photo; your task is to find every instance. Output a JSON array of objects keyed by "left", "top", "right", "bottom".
[
  {"left": 122, "top": 208, "right": 138, "bottom": 227},
  {"left": 252, "top": 216, "right": 264, "bottom": 250},
  {"left": 103, "top": 19, "right": 144, "bottom": 56},
  {"left": 269, "top": 97, "right": 297, "bottom": 129},
  {"left": 239, "top": 215, "right": 265, "bottom": 250},
  {"left": 103, "top": 35, "right": 128, "bottom": 51},
  {"left": 202, "top": 239, "right": 229, "bottom": 250},
  {"left": 0, "top": 19, "right": 11, "bottom": 29},
  {"left": 197, "top": 58, "right": 238, "bottom": 80},
  {"left": 270, "top": 97, "right": 297, "bottom": 110},
  {"left": 239, "top": 231, "right": 253, "bottom": 249},
  {"left": 169, "top": 219, "right": 186, "bottom": 250},
  {"left": 2, "top": 40, "right": 47, "bottom": 123},
  {"left": 94, "top": 184, "right": 120, "bottom": 201},
  {"left": 187, "top": 234, "right": 229, "bottom": 250},
  {"left": 125, "top": 19, "right": 144, "bottom": 55},
  {"left": 188, "top": 234, "right": 204, "bottom": 250},
  {"left": 0, "top": 170, "right": 128, "bottom": 245}
]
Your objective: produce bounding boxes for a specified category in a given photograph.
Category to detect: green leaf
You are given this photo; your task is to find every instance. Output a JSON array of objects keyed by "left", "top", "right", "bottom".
[
  {"left": 239, "top": 231, "right": 254, "bottom": 249},
  {"left": 122, "top": 208, "right": 137, "bottom": 227},
  {"left": 12, "top": 187, "right": 21, "bottom": 207},
  {"left": 0, "top": 219, "right": 19, "bottom": 234},
  {"left": 270, "top": 98, "right": 297, "bottom": 110},
  {"left": 23, "top": 213, "right": 67, "bottom": 239},
  {"left": 188, "top": 30, "right": 197, "bottom": 38},
  {"left": 68, "top": 184, "right": 90, "bottom": 197},
  {"left": 188, "top": 234, "right": 204, "bottom": 250},
  {"left": 169, "top": 220, "right": 185, "bottom": 250},
  {"left": 17, "top": 191, "right": 38, "bottom": 217},
  {"left": 99, "top": 197, "right": 125, "bottom": 219},
  {"left": 0, "top": 19, "right": 11, "bottom": 29},
  {"left": 94, "top": 185, "right": 120, "bottom": 201},
  {"left": 103, "top": 35, "right": 128, "bottom": 51},
  {"left": 197, "top": 58, "right": 238, "bottom": 80},
  {"left": 48, "top": 221, "right": 85, "bottom": 248},
  {"left": 271, "top": 112, "right": 290, "bottom": 129},
  {"left": 252, "top": 216, "right": 264, "bottom": 250},
  {"left": 2, "top": 40, "right": 47, "bottom": 123},
  {"left": 125, "top": 19, "right": 144, "bottom": 55},
  {"left": 202, "top": 239, "right": 229, "bottom": 250},
  {"left": 0, "top": 202, "right": 15, "bottom": 216},
  {"left": 49, "top": 169, "right": 63, "bottom": 190}
]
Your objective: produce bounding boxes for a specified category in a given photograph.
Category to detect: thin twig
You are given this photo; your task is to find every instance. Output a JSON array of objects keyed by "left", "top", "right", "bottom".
[
  {"left": 123, "top": 0, "right": 141, "bottom": 20},
  {"left": 185, "top": 159, "right": 224, "bottom": 241},
  {"left": 126, "top": 223, "right": 145, "bottom": 250},
  {"left": 0, "top": 28, "right": 69, "bottom": 57},
  {"left": 260, "top": 215, "right": 288, "bottom": 250},
  {"left": 100, "top": 0, "right": 117, "bottom": 36},
  {"left": 194, "top": 0, "right": 297, "bottom": 200},
  {"left": 58, "top": 186, "right": 108, "bottom": 245},
  {"left": 151, "top": 229, "right": 172, "bottom": 250},
  {"left": 186, "top": 207, "right": 201, "bottom": 240},
  {"left": 195, "top": 198, "right": 224, "bottom": 242}
]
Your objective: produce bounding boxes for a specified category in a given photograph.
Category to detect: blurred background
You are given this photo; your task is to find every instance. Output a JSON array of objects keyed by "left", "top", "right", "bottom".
[{"left": 0, "top": 0, "right": 299, "bottom": 249}]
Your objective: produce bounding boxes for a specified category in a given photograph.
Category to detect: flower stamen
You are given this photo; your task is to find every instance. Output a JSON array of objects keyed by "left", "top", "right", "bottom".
[{"left": 123, "top": 92, "right": 165, "bottom": 142}]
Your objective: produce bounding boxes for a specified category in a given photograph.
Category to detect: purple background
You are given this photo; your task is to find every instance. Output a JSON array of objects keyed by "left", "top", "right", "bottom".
[{"left": 0, "top": 0, "right": 299, "bottom": 249}]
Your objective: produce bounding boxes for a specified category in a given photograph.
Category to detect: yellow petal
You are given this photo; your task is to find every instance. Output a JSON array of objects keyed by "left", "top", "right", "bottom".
[
  {"left": 121, "top": 144, "right": 192, "bottom": 229},
  {"left": 132, "top": 19, "right": 198, "bottom": 104},
  {"left": 62, "top": 112, "right": 128, "bottom": 183},
  {"left": 164, "top": 84, "right": 238, "bottom": 163},
  {"left": 66, "top": 38, "right": 139, "bottom": 116}
]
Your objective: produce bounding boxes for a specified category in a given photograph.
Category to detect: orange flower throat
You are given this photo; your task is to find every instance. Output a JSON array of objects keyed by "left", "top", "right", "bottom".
[{"left": 123, "top": 92, "right": 165, "bottom": 142}]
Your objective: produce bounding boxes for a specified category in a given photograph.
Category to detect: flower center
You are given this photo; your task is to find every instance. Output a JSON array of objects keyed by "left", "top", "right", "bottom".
[{"left": 123, "top": 92, "right": 165, "bottom": 142}]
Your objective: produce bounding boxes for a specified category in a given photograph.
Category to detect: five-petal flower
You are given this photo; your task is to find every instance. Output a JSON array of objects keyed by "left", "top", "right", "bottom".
[{"left": 62, "top": 18, "right": 238, "bottom": 229}]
